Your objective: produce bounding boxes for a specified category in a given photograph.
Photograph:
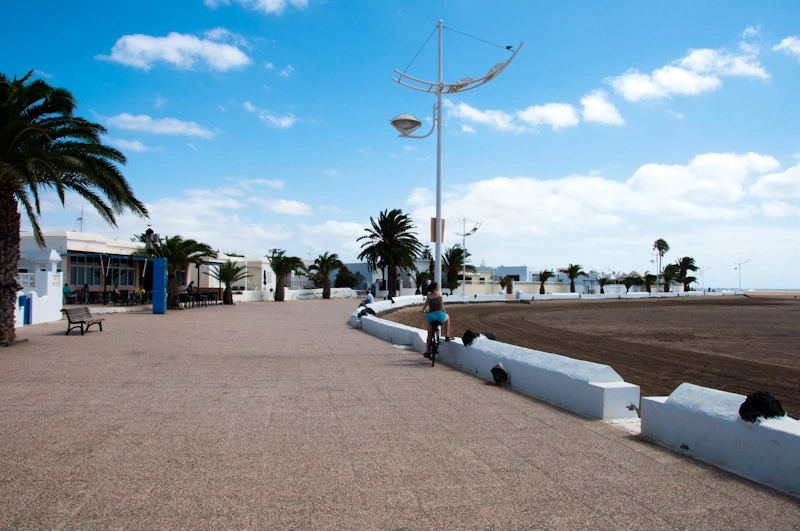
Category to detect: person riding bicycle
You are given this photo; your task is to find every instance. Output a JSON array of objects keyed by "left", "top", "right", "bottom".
[{"left": 421, "top": 282, "right": 452, "bottom": 358}]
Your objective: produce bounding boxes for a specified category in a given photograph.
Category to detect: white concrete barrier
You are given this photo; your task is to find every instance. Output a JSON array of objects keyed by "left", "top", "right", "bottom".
[
  {"left": 355, "top": 311, "right": 640, "bottom": 421},
  {"left": 641, "top": 383, "right": 800, "bottom": 497}
]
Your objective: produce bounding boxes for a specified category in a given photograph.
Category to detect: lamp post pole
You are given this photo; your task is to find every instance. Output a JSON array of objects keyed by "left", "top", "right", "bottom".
[
  {"left": 390, "top": 21, "right": 522, "bottom": 289},
  {"left": 434, "top": 20, "right": 444, "bottom": 287},
  {"left": 456, "top": 218, "right": 480, "bottom": 296}
]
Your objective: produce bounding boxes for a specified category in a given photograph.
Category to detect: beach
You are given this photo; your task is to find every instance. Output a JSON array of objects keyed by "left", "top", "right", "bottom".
[{"left": 384, "top": 294, "right": 800, "bottom": 416}]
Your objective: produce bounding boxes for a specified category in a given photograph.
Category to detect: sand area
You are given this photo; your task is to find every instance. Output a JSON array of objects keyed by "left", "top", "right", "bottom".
[{"left": 383, "top": 293, "right": 800, "bottom": 416}]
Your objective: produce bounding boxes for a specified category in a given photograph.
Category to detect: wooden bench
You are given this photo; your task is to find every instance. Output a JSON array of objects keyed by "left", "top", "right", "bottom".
[{"left": 61, "top": 307, "right": 105, "bottom": 336}]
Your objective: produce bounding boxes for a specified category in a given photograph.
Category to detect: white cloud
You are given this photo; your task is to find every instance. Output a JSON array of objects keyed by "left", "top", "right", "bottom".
[
  {"left": 154, "top": 95, "right": 167, "bottom": 108},
  {"left": 517, "top": 103, "right": 580, "bottom": 130},
  {"left": 98, "top": 32, "right": 251, "bottom": 72},
  {"left": 243, "top": 102, "right": 297, "bottom": 128},
  {"left": 227, "top": 177, "right": 285, "bottom": 190},
  {"left": 607, "top": 45, "right": 767, "bottom": 102},
  {"left": 204, "top": 0, "right": 309, "bottom": 15},
  {"left": 187, "top": 143, "right": 197, "bottom": 150},
  {"left": 204, "top": 27, "right": 249, "bottom": 48},
  {"left": 252, "top": 197, "right": 313, "bottom": 215},
  {"left": 264, "top": 62, "right": 295, "bottom": 77},
  {"left": 773, "top": 36, "right": 800, "bottom": 62},
  {"left": 461, "top": 124, "right": 476, "bottom": 134},
  {"left": 761, "top": 200, "right": 800, "bottom": 218},
  {"left": 749, "top": 163, "right": 800, "bottom": 198},
  {"left": 628, "top": 152, "right": 780, "bottom": 204},
  {"left": 106, "top": 113, "right": 215, "bottom": 138},
  {"left": 580, "top": 90, "right": 624, "bottom": 125},
  {"left": 278, "top": 65, "right": 294, "bottom": 78},
  {"left": 678, "top": 48, "right": 768, "bottom": 78},
  {"left": 109, "top": 138, "right": 160, "bottom": 152},
  {"left": 742, "top": 25, "right": 760, "bottom": 39},
  {"left": 324, "top": 169, "right": 341, "bottom": 177},
  {"left": 445, "top": 101, "right": 519, "bottom": 132}
]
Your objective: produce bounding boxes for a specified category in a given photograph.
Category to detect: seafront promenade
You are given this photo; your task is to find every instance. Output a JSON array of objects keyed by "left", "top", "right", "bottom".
[{"left": 1, "top": 299, "right": 798, "bottom": 529}]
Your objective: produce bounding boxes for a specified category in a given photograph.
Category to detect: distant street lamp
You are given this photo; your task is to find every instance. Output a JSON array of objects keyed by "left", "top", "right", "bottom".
[
  {"left": 455, "top": 218, "right": 480, "bottom": 296},
  {"left": 734, "top": 257, "right": 749, "bottom": 290},
  {"left": 391, "top": 20, "right": 522, "bottom": 286}
]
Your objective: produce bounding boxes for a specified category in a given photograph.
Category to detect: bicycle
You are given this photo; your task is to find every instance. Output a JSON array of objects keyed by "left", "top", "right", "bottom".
[{"left": 428, "top": 319, "right": 442, "bottom": 367}]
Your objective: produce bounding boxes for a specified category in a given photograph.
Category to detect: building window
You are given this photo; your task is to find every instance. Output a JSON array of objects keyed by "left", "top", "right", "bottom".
[
  {"left": 69, "top": 256, "right": 103, "bottom": 286},
  {"left": 107, "top": 257, "right": 135, "bottom": 287}
]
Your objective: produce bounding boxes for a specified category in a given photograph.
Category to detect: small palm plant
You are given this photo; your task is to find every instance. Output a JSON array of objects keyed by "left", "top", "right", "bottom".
[
  {"left": 662, "top": 263, "right": 680, "bottom": 293},
  {"left": 135, "top": 235, "right": 213, "bottom": 310},
  {"left": 643, "top": 272, "right": 658, "bottom": 293},
  {"left": 308, "top": 252, "right": 344, "bottom": 299},
  {"left": 566, "top": 264, "right": 588, "bottom": 293},
  {"left": 205, "top": 261, "right": 250, "bottom": 305},
  {"left": 598, "top": 276, "right": 612, "bottom": 294},
  {"left": 267, "top": 249, "right": 305, "bottom": 302},
  {"left": 538, "top": 270, "right": 555, "bottom": 294},
  {"left": 414, "top": 270, "right": 432, "bottom": 294},
  {"left": 495, "top": 275, "right": 514, "bottom": 294}
]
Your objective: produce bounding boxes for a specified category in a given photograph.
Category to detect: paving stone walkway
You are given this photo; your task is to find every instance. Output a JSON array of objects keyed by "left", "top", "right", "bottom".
[{"left": 1, "top": 299, "right": 798, "bottom": 529}]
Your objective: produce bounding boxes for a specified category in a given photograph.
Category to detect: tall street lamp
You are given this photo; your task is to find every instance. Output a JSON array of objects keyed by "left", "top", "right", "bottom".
[
  {"left": 390, "top": 20, "right": 522, "bottom": 287},
  {"left": 455, "top": 218, "right": 480, "bottom": 296}
]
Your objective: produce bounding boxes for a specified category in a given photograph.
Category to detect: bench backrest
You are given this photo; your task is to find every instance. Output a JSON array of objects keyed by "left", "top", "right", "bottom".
[{"left": 64, "top": 307, "right": 93, "bottom": 321}]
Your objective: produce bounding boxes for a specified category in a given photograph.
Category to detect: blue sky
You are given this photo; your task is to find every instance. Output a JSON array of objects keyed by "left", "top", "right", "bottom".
[{"left": 5, "top": 1, "right": 800, "bottom": 289}]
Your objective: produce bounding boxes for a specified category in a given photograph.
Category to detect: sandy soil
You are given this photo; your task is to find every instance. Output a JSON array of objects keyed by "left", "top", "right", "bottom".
[{"left": 382, "top": 295, "right": 800, "bottom": 416}]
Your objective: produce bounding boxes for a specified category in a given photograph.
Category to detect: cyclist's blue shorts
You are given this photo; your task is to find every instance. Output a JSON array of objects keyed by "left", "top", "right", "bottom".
[{"left": 426, "top": 311, "right": 446, "bottom": 324}]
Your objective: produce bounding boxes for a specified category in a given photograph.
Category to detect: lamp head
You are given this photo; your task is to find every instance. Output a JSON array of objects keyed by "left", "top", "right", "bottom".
[{"left": 390, "top": 114, "right": 422, "bottom": 136}]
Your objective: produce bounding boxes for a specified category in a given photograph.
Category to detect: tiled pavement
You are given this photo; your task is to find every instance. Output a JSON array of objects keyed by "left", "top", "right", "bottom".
[{"left": 1, "top": 299, "right": 798, "bottom": 530}]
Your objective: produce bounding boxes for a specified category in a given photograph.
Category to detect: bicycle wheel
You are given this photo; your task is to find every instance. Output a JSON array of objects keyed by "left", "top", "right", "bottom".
[{"left": 431, "top": 328, "right": 439, "bottom": 367}]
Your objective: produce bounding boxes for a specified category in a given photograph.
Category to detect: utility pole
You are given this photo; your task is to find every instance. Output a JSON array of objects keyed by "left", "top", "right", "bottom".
[{"left": 734, "top": 257, "right": 749, "bottom": 290}]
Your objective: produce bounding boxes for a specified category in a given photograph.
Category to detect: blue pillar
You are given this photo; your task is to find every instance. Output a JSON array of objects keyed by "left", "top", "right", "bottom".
[{"left": 152, "top": 258, "right": 168, "bottom": 314}]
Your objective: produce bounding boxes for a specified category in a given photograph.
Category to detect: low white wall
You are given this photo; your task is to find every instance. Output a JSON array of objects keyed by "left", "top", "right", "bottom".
[
  {"left": 284, "top": 288, "right": 359, "bottom": 301},
  {"left": 15, "top": 271, "right": 64, "bottom": 328},
  {"left": 641, "top": 383, "right": 800, "bottom": 497},
  {"left": 517, "top": 290, "right": 741, "bottom": 301},
  {"left": 353, "top": 303, "right": 640, "bottom": 421}
]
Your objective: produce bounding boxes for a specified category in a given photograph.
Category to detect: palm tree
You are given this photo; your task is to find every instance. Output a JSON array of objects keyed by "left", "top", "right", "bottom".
[
  {"left": 414, "top": 270, "right": 432, "bottom": 294},
  {"left": 1, "top": 71, "right": 147, "bottom": 343},
  {"left": 267, "top": 249, "right": 305, "bottom": 302},
  {"left": 676, "top": 256, "right": 699, "bottom": 291},
  {"left": 495, "top": 275, "right": 514, "bottom": 294},
  {"left": 566, "top": 264, "right": 588, "bottom": 293},
  {"left": 136, "top": 235, "right": 213, "bottom": 309},
  {"left": 598, "top": 276, "right": 612, "bottom": 294},
  {"left": 357, "top": 209, "right": 423, "bottom": 298},
  {"left": 662, "top": 263, "right": 680, "bottom": 293},
  {"left": 442, "top": 245, "right": 478, "bottom": 294},
  {"left": 622, "top": 276, "right": 643, "bottom": 293},
  {"left": 308, "top": 252, "right": 344, "bottom": 299},
  {"left": 538, "top": 270, "right": 555, "bottom": 294},
  {"left": 205, "top": 261, "right": 250, "bottom": 305},
  {"left": 653, "top": 238, "right": 669, "bottom": 289},
  {"left": 643, "top": 272, "right": 658, "bottom": 293}
]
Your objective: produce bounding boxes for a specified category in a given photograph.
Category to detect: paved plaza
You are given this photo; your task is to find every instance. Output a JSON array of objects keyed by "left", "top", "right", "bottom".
[{"left": 1, "top": 299, "right": 798, "bottom": 529}]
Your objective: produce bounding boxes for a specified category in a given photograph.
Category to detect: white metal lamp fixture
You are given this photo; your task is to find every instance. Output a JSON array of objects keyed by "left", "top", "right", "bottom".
[{"left": 391, "top": 20, "right": 522, "bottom": 287}]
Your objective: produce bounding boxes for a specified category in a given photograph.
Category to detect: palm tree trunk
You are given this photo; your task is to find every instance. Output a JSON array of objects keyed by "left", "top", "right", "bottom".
[
  {"left": 167, "top": 274, "right": 180, "bottom": 309},
  {"left": 275, "top": 280, "right": 285, "bottom": 302},
  {"left": 223, "top": 286, "right": 233, "bottom": 305},
  {"left": 539, "top": 283, "right": 545, "bottom": 295},
  {"left": 0, "top": 189, "right": 21, "bottom": 343},
  {"left": 388, "top": 266, "right": 398, "bottom": 298},
  {"left": 323, "top": 278, "right": 331, "bottom": 299}
]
